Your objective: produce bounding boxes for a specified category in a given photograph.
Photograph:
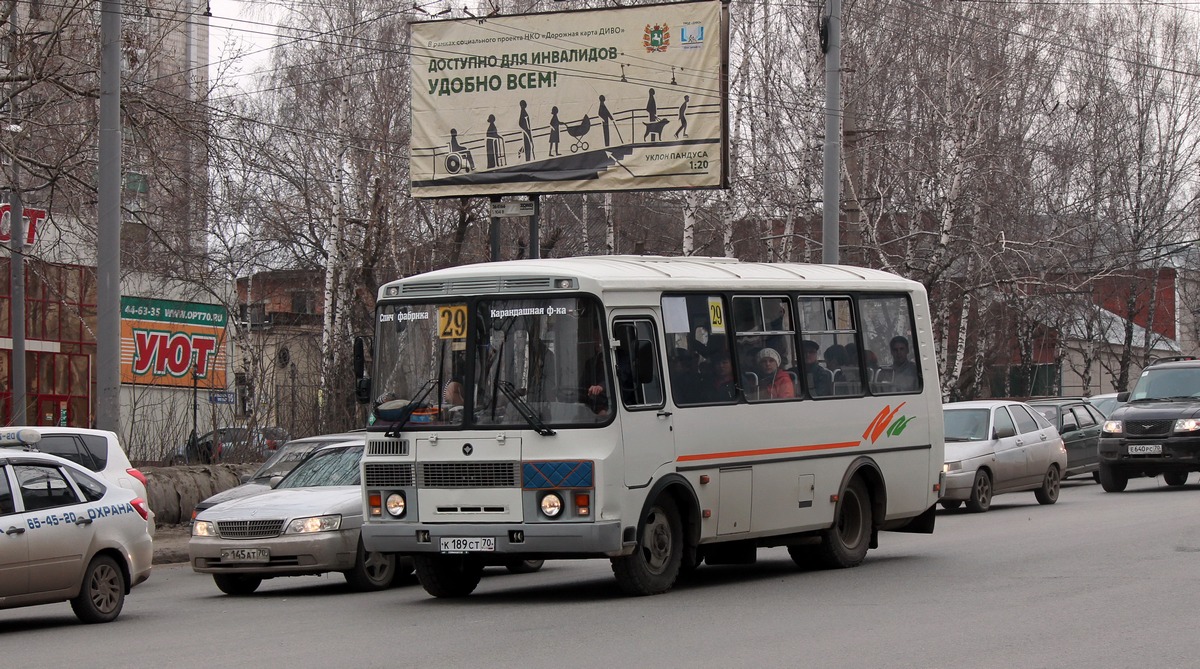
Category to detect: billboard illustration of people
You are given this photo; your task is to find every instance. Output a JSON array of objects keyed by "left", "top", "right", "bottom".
[{"left": 409, "top": 0, "right": 727, "bottom": 198}]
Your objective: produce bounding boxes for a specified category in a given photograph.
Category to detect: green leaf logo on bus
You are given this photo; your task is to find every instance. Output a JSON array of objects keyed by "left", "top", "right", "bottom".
[{"left": 863, "top": 403, "right": 914, "bottom": 444}]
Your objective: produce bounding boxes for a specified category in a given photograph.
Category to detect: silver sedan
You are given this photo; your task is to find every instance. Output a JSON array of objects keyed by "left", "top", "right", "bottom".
[
  {"left": 190, "top": 441, "right": 410, "bottom": 595},
  {"left": 941, "top": 400, "right": 1068, "bottom": 512}
]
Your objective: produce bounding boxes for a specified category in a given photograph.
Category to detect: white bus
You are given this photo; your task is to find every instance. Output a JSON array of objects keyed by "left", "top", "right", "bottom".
[{"left": 358, "top": 256, "right": 945, "bottom": 597}]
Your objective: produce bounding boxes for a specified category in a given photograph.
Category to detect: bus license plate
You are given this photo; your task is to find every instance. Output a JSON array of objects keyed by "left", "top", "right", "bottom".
[
  {"left": 1128, "top": 444, "right": 1162, "bottom": 455},
  {"left": 440, "top": 537, "right": 495, "bottom": 553},
  {"left": 221, "top": 547, "right": 270, "bottom": 563}
]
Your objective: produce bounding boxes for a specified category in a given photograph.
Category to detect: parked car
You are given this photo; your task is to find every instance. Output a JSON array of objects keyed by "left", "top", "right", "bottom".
[
  {"left": 0, "top": 444, "right": 153, "bottom": 623},
  {"left": 175, "top": 425, "right": 292, "bottom": 464},
  {"left": 190, "top": 439, "right": 411, "bottom": 595},
  {"left": 22, "top": 426, "right": 154, "bottom": 529},
  {"left": 941, "top": 400, "right": 1068, "bottom": 512},
  {"left": 1098, "top": 357, "right": 1200, "bottom": 492},
  {"left": 190, "top": 432, "right": 366, "bottom": 522},
  {"left": 1087, "top": 392, "right": 1124, "bottom": 417},
  {"left": 1028, "top": 398, "right": 1106, "bottom": 480}
]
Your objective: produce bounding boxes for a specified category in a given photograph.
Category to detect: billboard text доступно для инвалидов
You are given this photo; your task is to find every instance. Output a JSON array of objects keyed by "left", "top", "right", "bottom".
[{"left": 410, "top": 0, "right": 727, "bottom": 198}]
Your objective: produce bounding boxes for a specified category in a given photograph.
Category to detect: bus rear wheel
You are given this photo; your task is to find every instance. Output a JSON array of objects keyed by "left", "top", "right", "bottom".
[
  {"left": 414, "top": 555, "right": 484, "bottom": 598},
  {"left": 611, "top": 496, "right": 683, "bottom": 596},
  {"left": 813, "top": 477, "right": 872, "bottom": 569}
]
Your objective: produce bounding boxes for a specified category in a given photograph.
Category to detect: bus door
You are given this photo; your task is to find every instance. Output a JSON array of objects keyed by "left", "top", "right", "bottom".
[{"left": 611, "top": 317, "right": 674, "bottom": 487}]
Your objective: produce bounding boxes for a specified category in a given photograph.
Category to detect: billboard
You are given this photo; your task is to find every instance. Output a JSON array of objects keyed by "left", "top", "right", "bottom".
[
  {"left": 410, "top": 0, "right": 728, "bottom": 198},
  {"left": 120, "top": 297, "right": 229, "bottom": 389}
]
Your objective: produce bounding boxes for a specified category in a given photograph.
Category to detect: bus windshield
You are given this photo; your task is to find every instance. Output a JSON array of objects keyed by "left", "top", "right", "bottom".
[{"left": 373, "top": 296, "right": 611, "bottom": 429}]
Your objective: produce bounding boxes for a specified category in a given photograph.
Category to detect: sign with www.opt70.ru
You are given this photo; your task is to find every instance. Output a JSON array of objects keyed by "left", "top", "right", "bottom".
[
  {"left": 120, "top": 297, "right": 229, "bottom": 389},
  {"left": 410, "top": 0, "right": 728, "bottom": 198}
]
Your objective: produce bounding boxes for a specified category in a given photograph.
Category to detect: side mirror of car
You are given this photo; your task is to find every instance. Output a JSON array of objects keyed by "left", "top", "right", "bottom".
[
  {"left": 1117, "top": 391, "right": 1129, "bottom": 402},
  {"left": 1059, "top": 421, "right": 1078, "bottom": 434},
  {"left": 268, "top": 475, "right": 284, "bottom": 488},
  {"left": 994, "top": 424, "right": 1016, "bottom": 439}
]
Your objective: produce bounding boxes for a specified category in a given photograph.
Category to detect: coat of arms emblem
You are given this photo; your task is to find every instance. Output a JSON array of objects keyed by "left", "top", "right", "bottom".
[{"left": 643, "top": 23, "right": 669, "bottom": 52}]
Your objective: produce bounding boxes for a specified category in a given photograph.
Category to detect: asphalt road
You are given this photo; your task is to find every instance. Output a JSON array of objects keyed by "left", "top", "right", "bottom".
[{"left": 3, "top": 475, "right": 1198, "bottom": 669}]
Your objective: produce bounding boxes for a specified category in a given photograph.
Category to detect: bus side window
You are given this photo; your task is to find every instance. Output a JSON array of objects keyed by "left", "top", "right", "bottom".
[
  {"left": 613, "top": 319, "right": 664, "bottom": 410},
  {"left": 859, "top": 295, "right": 921, "bottom": 395}
]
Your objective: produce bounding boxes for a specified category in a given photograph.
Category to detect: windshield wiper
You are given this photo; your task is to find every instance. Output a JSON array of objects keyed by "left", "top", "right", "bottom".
[
  {"left": 496, "top": 380, "right": 556, "bottom": 436},
  {"left": 383, "top": 379, "right": 439, "bottom": 438}
]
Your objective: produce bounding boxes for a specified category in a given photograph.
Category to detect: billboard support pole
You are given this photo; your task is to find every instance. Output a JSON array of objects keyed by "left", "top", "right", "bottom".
[
  {"left": 490, "top": 195, "right": 502, "bottom": 261},
  {"left": 528, "top": 195, "right": 540, "bottom": 260}
]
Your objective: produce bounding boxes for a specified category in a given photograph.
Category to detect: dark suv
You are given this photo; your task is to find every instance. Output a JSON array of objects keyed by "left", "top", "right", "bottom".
[{"left": 1098, "top": 358, "right": 1200, "bottom": 491}]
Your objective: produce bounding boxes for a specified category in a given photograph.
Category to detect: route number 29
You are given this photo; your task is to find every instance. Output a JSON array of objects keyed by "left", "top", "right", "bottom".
[{"left": 438, "top": 305, "right": 468, "bottom": 339}]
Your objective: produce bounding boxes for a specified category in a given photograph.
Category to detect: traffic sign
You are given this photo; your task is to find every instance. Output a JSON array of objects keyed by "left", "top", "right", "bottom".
[{"left": 490, "top": 201, "right": 536, "bottom": 218}]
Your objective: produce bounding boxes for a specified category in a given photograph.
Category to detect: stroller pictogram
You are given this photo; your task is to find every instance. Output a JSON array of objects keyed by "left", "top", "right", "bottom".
[{"left": 567, "top": 114, "right": 591, "bottom": 153}]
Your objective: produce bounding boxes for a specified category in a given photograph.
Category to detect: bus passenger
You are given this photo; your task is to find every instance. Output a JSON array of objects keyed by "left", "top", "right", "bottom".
[
  {"left": 888, "top": 335, "right": 919, "bottom": 391},
  {"left": 669, "top": 348, "right": 704, "bottom": 405},
  {"left": 803, "top": 339, "right": 834, "bottom": 397},
  {"left": 757, "top": 348, "right": 795, "bottom": 399},
  {"left": 705, "top": 351, "right": 736, "bottom": 401}
]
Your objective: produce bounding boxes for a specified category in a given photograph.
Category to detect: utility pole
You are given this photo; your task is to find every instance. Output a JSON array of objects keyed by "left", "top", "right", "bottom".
[
  {"left": 7, "top": 2, "right": 26, "bottom": 425},
  {"left": 821, "top": 0, "right": 842, "bottom": 265},
  {"left": 96, "top": 0, "right": 122, "bottom": 430}
]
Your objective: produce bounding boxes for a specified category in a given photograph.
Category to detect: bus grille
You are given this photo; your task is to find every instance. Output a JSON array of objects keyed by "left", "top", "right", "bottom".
[
  {"left": 419, "top": 462, "right": 520, "bottom": 488},
  {"left": 1126, "top": 420, "right": 1174, "bottom": 436},
  {"left": 217, "top": 520, "right": 284, "bottom": 539},
  {"left": 364, "top": 463, "right": 415, "bottom": 487},
  {"left": 368, "top": 440, "right": 408, "bottom": 456}
]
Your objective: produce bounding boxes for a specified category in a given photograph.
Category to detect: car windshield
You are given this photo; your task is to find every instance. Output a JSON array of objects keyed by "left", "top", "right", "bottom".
[
  {"left": 252, "top": 441, "right": 327, "bottom": 480},
  {"left": 944, "top": 408, "right": 990, "bottom": 442},
  {"left": 372, "top": 296, "right": 610, "bottom": 429},
  {"left": 1129, "top": 367, "right": 1200, "bottom": 401},
  {"left": 276, "top": 446, "right": 363, "bottom": 488}
]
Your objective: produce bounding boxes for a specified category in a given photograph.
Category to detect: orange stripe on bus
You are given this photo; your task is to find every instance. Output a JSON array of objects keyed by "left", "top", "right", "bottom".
[{"left": 676, "top": 441, "right": 862, "bottom": 463}]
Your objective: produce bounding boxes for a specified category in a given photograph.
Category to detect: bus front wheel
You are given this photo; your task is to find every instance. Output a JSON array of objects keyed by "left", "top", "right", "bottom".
[
  {"left": 814, "top": 477, "right": 872, "bottom": 569},
  {"left": 611, "top": 496, "right": 683, "bottom": 596},
  {"left": 414, "top": 555, "right": 483, "bottom": 598}
]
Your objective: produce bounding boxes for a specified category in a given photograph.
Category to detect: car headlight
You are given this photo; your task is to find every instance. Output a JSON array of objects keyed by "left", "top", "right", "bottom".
[
  {"left": 1174, "top": 419, "right": 1200, "bottom": 432},
  {"left": 385, "top": 493, "right": 406, "bottom": 518},
  {"left": 1102, "top": 420, "right": 1123, "bottom": 434},
  {"left": 539, "top": 493, "right": 563, "bottom": 518},
  {"left": 285, "top": 515, "right": 342, "bottom": 534},
  {"left": 193, "top": 520, "right": 216, "bottom": 537},
  {"left": 943, "top": 461, "right": 962, "bottom": 473}
]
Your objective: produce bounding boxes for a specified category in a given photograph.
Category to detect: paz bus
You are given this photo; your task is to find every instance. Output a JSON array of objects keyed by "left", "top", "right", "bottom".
[{"left": 358, "top": 256, "right": 944, "bottom": 597}]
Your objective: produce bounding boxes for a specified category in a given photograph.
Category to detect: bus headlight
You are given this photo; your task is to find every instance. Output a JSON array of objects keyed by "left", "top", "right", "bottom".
[
  {"left": 386, "top": 493, "right": 407, "bottom": 517},
  {"left": 540, "top": 493, "right": 563, "bottom": 518}
]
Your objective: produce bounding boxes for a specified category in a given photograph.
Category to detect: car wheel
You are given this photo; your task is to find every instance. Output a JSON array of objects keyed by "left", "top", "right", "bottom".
[
  {"left": 504, "top": 559, "right": 545, "bottom": 574},
  {"left": 70, "top": 555, "right": 126, "bottom": 624},
  {"left": 414, "top": 555, "right": 484, "bottom": 598},
  {"left": 812, "top": 477, "right": 872, "bottom": 569},
  {"left": 344, "top": 539, "right": 398, "bottom": 591},
  {"left": 965, "top": 470, "right": 992, "bottom": 513},
  {"left": 1092, "top": 470, "right": 1101, "bottom": 483},
  {"left": 1034, "top": 465, "right": 1061, "bottom": 505},
  {"left": 212, "top": 573, "right": 262, "bottom": 596},
  {"left": 610, "top": 496, "right": 684, "bottom": 596},
  {"left": 1163, "top": 471, "right": 1189, "bottom": 487},
  {"left": 940, "top": 500, "right": 963, "bottom": 511},
  {"left": 1098, "top": 463, "right": 1129, "bottom": 493}
]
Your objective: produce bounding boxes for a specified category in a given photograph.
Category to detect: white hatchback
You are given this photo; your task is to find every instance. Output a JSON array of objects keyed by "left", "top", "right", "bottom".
[
  {"left": 0, "top": 444, "right": 153, "bottom": 623},
  {"left": 21, "top": 427, "right": 154, "bottom": 531}
]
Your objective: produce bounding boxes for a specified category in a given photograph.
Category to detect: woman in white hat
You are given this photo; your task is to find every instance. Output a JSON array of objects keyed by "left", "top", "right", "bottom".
[{"left": 757, "top": 347, "right": 795, "bottom": 399}]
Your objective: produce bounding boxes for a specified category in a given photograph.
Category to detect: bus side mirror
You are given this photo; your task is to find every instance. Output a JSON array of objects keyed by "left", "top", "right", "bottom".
[
  {"left": 353, "top": 337, "right": 366, "bottom": 379},
  {"left": 356, "top": 378, "right": 372, "bottom": 404}
]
